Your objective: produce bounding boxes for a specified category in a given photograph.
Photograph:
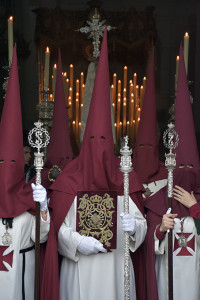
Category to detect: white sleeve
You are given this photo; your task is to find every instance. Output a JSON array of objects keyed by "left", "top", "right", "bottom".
[
  {"left": 154, "top": 227, "right": 166, "bottom": 255},
  {"left": 58, "top": 219, "right": 82, "bottom": 262},
  {"left": 57, "top": 196, "right": 83, "bottom": 262},
  {"left": 31, "top": 210, "right": 50, "bottom": 243},
  {"left": 129, "top": 197, "right": 147, "bottom": 252}
]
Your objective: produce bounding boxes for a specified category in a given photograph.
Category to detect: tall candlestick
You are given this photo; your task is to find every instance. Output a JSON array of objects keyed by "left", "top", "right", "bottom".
[
  {"left": 111, "top": 84, "right": 114, "bottom": 102},
  {"left": 124, "top": 66, "right": 127, "bottom": 90},
  {"left": 66, "top": 79, "right": 69, "bottom": 102},
  {"left": 8, "top": 16, "right": 14, "bottom": 66},
  {"left": 118, "top": 80, "right": 121, "bottom": 96},
  {"left": 63, "top": 72, "right": 67, "bottom": 99},
  {"left": 133, "top": 73, "right": 137, "bottom": 94},
  {"left": 117, "top": 95, "right": 121, "bottom": 125},
  {"left": 112, "top": 103, "right": 116, "bottom": 123},
  {"left": 175, "top": 56, "right": 179, "bottom": 92},
  {"left": 52, "top": 64, "right": 57, "bottom": 94},
  {"left": 80, "top": 72, "right": 84, "bottom": 104},
  {"left": 76, "top": 95, "right": 79, "bottom": 138},
  {"left": 44, "top": 47, "right": 50, "bottom": 90},
  {"left": 184, "top": 32, "right": 189, "bottom": 75},
  {"left": 81, "top": 84, "right": 85, "bottom": 106},
  {"left": 68, "top": 97, "right": 72, "bottom": 120},
  {"left": 117, "top": 96, "right": 121, "bottom": 141},
  {"left": 140, "top": 85, "right": 144, "bottom": 107},
  {"left": 123, "top": 100, "right": 127, "bottom": 135},
  {"left": 143, "top": 77, "right": 147, "bottom": 94},
  {"left": 113, "top": 73, "right": 117, "bottom": 105},
  {"left": 70, "top": 64, "right": 73, "bottom": 89}
]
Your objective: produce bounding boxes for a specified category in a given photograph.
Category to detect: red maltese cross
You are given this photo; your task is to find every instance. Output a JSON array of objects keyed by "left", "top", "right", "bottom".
[
  {"left": 0, "top": 246, "right": 14, "bottom": 271},
  {"left": 174, "top": 233, "right": 195, "bottom": 256}
]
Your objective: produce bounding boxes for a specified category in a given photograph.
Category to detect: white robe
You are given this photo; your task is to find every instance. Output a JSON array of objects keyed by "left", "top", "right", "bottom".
[
  {"left": 0, "top": 211, "right": 50, "bottom": 300},
  {"left": 154, "top": 215, "right": 200, "bottom": 300},
  {"left": 58, "top": 195, "right": 147, "bottom": 300}
]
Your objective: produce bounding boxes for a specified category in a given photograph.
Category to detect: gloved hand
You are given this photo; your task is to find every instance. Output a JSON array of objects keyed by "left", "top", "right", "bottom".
[
  {"left": 120, "top": 213, "right": 136, "bottom": 236},
  {"left": 31, "top": 183, "right": 48, "bottom": 212},
  {"left": 77, "top": 236, "right": 107, "bottom": 255}
]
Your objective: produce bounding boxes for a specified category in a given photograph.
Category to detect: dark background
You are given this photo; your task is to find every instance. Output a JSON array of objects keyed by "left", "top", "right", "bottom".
[{"left": 0, "top": 0, "right": 200, "bottom": 154}]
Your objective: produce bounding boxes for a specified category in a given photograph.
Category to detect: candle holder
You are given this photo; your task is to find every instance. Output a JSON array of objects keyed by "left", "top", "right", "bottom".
[
  {"left": 2, "top": 66, "right": 11, "bottom": 100},
  {"left": 37, "top": 89, "right": 54, "bottom": 160}
]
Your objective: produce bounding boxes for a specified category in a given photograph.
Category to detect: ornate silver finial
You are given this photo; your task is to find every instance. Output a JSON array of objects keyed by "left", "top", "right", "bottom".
[
  {"left": 77, "top": 8, "right": 115, "bottom": 59},
  {"left": 120, "top": 136, "right": 133, "bottom": 174},
  {"left": 28, "top": 121, "right": 50, "bottom": 150},
  {"left": 28, "top": 121, "right": 50, "bottom": 185},
  {"left": 163, "top": 123, "right": 179, "bottom": 150},
  {"left": 163, "top": 123, "right": 179, "bottom": 198}
]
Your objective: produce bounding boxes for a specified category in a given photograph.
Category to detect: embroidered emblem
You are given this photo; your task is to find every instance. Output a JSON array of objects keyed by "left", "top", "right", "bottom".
[
  {"left": 174, "top": 233, "right": 195, "bottom": 256},
  {"left": 0, "top": 246, "right": 14, "bottom": 271},
  {"left": 77, "top": 191, "right": 117, "bottom": 249}
]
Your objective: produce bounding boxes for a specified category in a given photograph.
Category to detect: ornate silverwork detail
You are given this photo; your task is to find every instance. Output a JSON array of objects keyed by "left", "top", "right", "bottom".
[
  {"left": 163, "top": 123, "right": 179, "bottom": 198},
  {"left": 28, "top": 121, "right": 50, "bottom": 185},
  {"left": 78, "top": 8, "right": 115, "bottom": 60},
  {"left": 120, "top": 136, "right": 132, "bottom": 300}
]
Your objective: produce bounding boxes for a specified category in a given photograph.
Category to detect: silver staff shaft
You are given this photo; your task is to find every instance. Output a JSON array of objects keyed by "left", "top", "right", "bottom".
[
  {"left": 28, "top": 121, "right": 50, "bottom": 300},
  {"left": 163, "top": 123, "right": 179, "bottom": 300},
  {"left": 120, "top": 136, "right": 133, "bottom": 300}
]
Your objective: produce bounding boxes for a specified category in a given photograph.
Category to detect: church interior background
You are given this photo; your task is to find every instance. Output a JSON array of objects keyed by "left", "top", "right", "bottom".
[{"left": 0, "top": 0, "right": 200, "bottom": 158}]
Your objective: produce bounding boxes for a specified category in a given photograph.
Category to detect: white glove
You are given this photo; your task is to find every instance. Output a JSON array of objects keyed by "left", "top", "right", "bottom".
[
  {"left": 120, "top": 213, "right": 136, "bottom": 236},
  {"left": 31, "top": 183, "right": 48, "bottom": 212},
  {"left": 77, "top": 236, "right": 107, "bottom": 255}
]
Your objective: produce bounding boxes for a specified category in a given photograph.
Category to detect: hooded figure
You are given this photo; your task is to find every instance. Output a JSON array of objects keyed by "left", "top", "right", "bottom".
[
  {"left": 144, "top": 43, "right": 200, "bottom": 300},
  {"left": 0, "top": 45, "right": 50, "bottom": 300},
  {"left": 33, "top": 50, "right": 73, "bottom": 300},
  {"left": 29, "top": 49, "right": 74, "bottom": 191},
  {"left": 133, "top": 52, "right": 168, "bottom": 196},
  {"left": 49, "top": 27, "right": 147, "bottom": 300}
]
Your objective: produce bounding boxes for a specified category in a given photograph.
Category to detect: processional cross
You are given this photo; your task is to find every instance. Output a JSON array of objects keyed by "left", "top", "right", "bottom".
[{"left": 77, "top": 8, "right": 116, "bottom": 59}]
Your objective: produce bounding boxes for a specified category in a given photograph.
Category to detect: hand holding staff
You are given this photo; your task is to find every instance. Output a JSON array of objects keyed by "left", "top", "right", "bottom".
[
  {"left": 163, "top": 123, "right": 179, "bottom": 300},
  {"left": 28, "top": 121, "right": 50, "bottom": 300}
]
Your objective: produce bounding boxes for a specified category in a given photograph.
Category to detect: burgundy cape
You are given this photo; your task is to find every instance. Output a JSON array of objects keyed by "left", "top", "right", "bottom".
[
  {"left": 49, "top": 29, "right": 145, "bottom": 300},
  {"left": 132, "top": 52, "right": 168, "bottom": 300},
  {"left": 143, "top": 43, "right": 200, "bottom": 300}
]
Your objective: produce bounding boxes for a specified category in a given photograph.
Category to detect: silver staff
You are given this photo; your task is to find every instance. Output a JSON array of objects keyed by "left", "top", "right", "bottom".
[
  {"left": 163, "top": 123, "right": 179, "bottom": 300},
  {"left": 28, "top": 121, "right": 50, "bottom": 300},
  {"left": 120, "top": 136, "right": 133, "bottom": 300}
]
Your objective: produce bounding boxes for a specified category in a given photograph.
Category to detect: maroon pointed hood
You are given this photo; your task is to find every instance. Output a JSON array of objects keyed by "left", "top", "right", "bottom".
[
  {"left": 173, "top": 42, "right": 200, "bottom": 194},
  {"left": 0, "top": 45, "right": 34, "bottom": 217},
  {"left": 133, "top": 53, "right": 167, "bottom": 183},
  {"left": 33, "top": 50, "right": 74, "bottom": 189},
  {"left": 50, "top": 27, "right": 144, "bottom": 233},
  {"left": 145, "top": 43, "right": 200, "bottom": 220}
]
